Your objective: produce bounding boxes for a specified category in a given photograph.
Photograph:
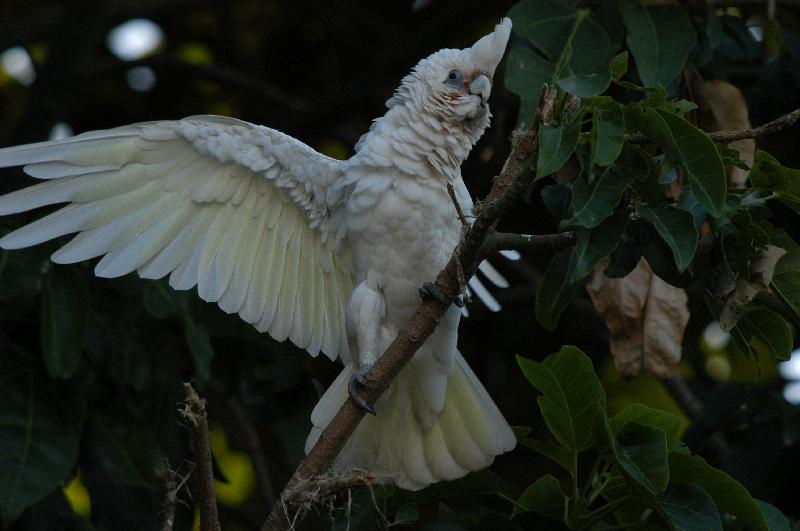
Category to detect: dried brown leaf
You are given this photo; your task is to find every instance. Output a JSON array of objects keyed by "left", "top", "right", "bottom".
[
  {"left": 695, "top": 79, "right": 755, "bottom": 188},
  {"left": 718, "top": 245, "right": 787, "bottom": 331},
  {"left": 587, "top": 258, "right": 689, "bottom": 379}
]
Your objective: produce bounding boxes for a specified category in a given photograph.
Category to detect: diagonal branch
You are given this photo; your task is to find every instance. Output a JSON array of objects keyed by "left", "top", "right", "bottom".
[
  {"left": 626, "top": 107, "right": 800, "bottom": 144},
  {"left": 261, "top": 86, "right": 558, "bottom": 531},
  {"left": 181, "top": 383, "right": 221, "bottom": 531}
]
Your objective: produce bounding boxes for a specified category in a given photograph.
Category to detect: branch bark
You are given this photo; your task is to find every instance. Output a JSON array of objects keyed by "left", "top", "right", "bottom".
[
  {"left": 160, "top": 460, "right": 178, "bottom": 531},
  {"left": 181, "top": 383, "right": 221, "bottom": 531},
  {"left": 481, "top": 231, "right": 576, "bottom": 256},
  {"left": 261, "top": 86, "right": 557, "bottom": 531},
  {"left": 626, "top": 107, "right": 800, "bottom": 144}
]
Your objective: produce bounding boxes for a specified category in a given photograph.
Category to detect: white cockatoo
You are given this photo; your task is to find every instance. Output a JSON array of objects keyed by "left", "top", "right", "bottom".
[{"left": 0, "top": 19, "right": 516, "bottom": 490}]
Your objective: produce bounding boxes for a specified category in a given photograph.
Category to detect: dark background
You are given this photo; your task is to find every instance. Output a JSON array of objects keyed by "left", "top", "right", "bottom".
[{"left": 1, "top": 1, "right": 799, "bottom": 530}]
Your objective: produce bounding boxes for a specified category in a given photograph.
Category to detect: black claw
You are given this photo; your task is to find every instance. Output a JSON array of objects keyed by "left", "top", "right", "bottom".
[
  {"left": 419, "top": 281, "right": 465, "bottom": 307},
  {"left": 419, "top": 282, "right": 450, "bottom": 305},
  {"left": 348, "top": 365, "right": 376, "bottom": 415}
]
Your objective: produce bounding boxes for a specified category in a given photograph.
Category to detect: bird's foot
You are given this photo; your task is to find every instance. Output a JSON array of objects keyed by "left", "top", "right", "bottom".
[
  {"left": 348, "top": 364, "right": 376, "bottom": 415},
  {"left": 418, "top": 281, "right": 464, "bottom": 307}
]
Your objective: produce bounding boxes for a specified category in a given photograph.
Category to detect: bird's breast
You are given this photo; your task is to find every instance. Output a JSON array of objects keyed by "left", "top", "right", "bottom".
[{"left": 345, "top": 172, "right": 461, "bottom": 320}]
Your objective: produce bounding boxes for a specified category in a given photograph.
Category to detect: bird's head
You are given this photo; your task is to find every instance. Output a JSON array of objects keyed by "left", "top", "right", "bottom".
[{"left": 391, "top": 18, "right": 512, "bottom": 126}]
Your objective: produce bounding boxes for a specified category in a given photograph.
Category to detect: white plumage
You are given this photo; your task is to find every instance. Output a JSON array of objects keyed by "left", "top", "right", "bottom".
[{"left": 0, "top": 19, "right": 516, "bottom": 490}]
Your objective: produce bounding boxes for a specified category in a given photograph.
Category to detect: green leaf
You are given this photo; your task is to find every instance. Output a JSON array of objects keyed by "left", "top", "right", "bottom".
[
  {"left": 517, "top": 346, "right": 606, "bottom": 454},
  {"left": 636, "top": 204, "right": 698, "bottom": 272},
  {"left": 562, "top": 147, "right": 642, "bottom": 229},
  {"left": 514, "top": 474, "right": 565, "bottom": 518},
  {"left": 0, "top": 370, "right": 85, "bottom": 524},
  {"left": 142, "top": 279, "right": 187, "bottom": 319},
  {"left": 731, "top": 308, "right": 793, "bottom": 361},
  {"left": 557, "top": 71, "right": 612, "bottom": 98},
  {"left": 535, "top": 249, "right": 580, "bottom": 330},
  {"left": 641, "top": 223, "right": 692, "bottom": 288},
  {"left": 519, "top": 438, "right": 573, "bottom": 472},
  {"left": 606, "top": 233, "right": 643, "bottom": 278},
  {"left": 541, "top": 183, "right": 572, "bottom": 220},
  {"left": 89, "top": 416, "right": 165, "bottom": 489},
  {"left": 656, "top": 483, "right": 722, "bottom": 531},
  {"left": 504, "top": 47, "right": 553, "bottom": 129},
  {"left": 668, "top": 453, "right": 769, "bottom": 531},
  {"left": 610, "top": 51, "right": 629, "bottom": 81},
  {"left": 569, "top": 210, "right": 628, "bottom": 282},
  {"left": 590, "top": 99, "right": 625, "bottom": 167},
  {"left": 770, "top": 231, "right": 800, "bottom": 319},
  {"left": 750, "top": 150, "right": 800, "bottom": 212},
  {"left": 537, "top": 117, "right": 580, "bottom": 177},
  {"left": 643, "top": 109, "right": 727, "bottom": 217},
  {"left": 618, "top": 423, "right": 670, "bottom": 492},
  {"left": 0, "top": 246, "right": 49, "bottom": 300},
  {"left": 506, "top": 0, "right": 615, "bottom": 125},
  {"left": 40, "top": 265, "right": 89, "bottom": 380},
  {"left": 756, "top": 500, "right": 791, "bottom": 531},
  {"left": 597, "top": 415, "right": 667, "bottom": 494},
  {"left": 621, "top": 0, "right": 697, "bottom": 87},
  {"left": 610, "top": 404, "right": 682, "bottom": 448},
  {"left": 394, "top": 503, "right": 420, "bottom": 525}
]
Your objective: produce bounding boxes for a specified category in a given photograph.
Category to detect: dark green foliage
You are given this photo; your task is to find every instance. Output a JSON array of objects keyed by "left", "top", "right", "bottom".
[{"left": 512, "top": 347, "right": 779, "bottom": 530}]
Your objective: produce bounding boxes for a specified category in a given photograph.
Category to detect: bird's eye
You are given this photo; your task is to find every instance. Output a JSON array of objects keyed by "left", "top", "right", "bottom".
[{"left": 445, "top": 70, "right": 463, "bottom": 85}]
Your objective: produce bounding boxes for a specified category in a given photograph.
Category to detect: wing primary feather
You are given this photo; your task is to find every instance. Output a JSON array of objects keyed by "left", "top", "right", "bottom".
[
  {"left": 241, "top": 208, "right": 280, "bottom": 325},
  {"left": 0, "top": 180, "right": 161, "bottom": 249},
  {"left": 53, "top": 192, "right": 174, "bottom": 265},
  {"left": 267, "top": 213, "right": 300, "bottom": 341},
  {"left": 218, "top": 206, "right": 269, "bottom": 314},
  {"left": 139, "top": 206, "right": 216, "bottom": 279},
  {"left": 95, "top": 207, "right": 191, "bottom": 277},
  {"left": 255, "top": 206, "right": 291, "bottom": 330},
  {"left": 198, "top": 194, "right": 256, "bottom": 302}
]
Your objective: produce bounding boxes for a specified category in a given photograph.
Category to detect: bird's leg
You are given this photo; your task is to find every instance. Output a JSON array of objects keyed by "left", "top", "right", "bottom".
[
  {"left": 348, "top": 363, "right": 376, "bottom": 415},
  {"left": 345, "top": 278, "right": 386, "bottom": 415},
  {"left": 419, "top": 282, "right": 464, "bottom": 307}
]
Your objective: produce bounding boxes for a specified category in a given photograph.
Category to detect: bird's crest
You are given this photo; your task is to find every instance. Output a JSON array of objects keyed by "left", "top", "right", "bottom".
[{"left": 469, "top": 18, "right": 512, "bottom": 77}]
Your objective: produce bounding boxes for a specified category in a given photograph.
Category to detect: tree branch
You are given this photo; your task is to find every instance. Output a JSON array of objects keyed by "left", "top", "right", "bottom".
[
  {"left": 626, "top": 107, "right": 800, "bottom": 144},
  {"left": 261, "top": 85, "right": 557, "bottom": 531},
  {"left": 160, "top": 460, "right": 178, "bottom": 531},
  {"left": 180, "top": 383, "right": 221, "bottom": 531},
  {"left": 481, "top": 231, "right": 576, "bottom": 256}
]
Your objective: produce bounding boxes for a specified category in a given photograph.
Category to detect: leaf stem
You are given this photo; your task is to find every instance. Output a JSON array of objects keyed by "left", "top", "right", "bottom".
[{"left": 578, "top": 494, "right": 633, "bottom": 529}]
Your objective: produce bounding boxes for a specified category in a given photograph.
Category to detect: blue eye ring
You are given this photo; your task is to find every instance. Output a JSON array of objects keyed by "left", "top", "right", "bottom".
[{"left": 445, "top": 69, "right": 463, "bottom": 85}]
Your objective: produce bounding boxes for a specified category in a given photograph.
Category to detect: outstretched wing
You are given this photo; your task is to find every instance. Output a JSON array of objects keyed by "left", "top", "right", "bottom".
[{"left": 0, "top": 115, "right": 356, "bottom": 361}]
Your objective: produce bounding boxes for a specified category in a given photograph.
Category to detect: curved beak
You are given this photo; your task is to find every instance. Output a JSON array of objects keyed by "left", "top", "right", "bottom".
[{"left": 468, "top": 74, "right": 492, "bottom": 105}]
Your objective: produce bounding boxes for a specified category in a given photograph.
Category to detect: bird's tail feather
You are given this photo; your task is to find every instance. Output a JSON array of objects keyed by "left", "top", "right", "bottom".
[{"left": 304, "top": 351, "right": 515, "bottom": 490}]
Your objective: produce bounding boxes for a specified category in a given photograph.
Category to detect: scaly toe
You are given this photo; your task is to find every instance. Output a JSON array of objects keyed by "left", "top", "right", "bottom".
[
  {"left": 418, "top": 281, "right": 451, "bottom": 305},
  {"left": 348, "top": 364, "right": 376, "bottom": 415}
]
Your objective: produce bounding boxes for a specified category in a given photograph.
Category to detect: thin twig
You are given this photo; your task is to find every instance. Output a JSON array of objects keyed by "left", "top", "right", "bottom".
[
  {"left": 661, "top": 372, "right": 704, "bottom": 421},
  {"left": 261, "top": 84, "right": 557, "bottom": 531},
  {"left": 161, "top": 460, "right": 178, "bottom": 531},
  {"left": 180, "top": 383, "right": 221, "bottom": 531},
  {"left": 446, "top": 182, "right": 469, "bottom": 228},
  {"left": 447, "top": 182, "right": 470, "bottom": 294},
  {"left": 282, "top": 470, "right": 375, "bottom": 506},
  {"left": 626, "top": 107, "right": 800, "bottom": 144}
]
